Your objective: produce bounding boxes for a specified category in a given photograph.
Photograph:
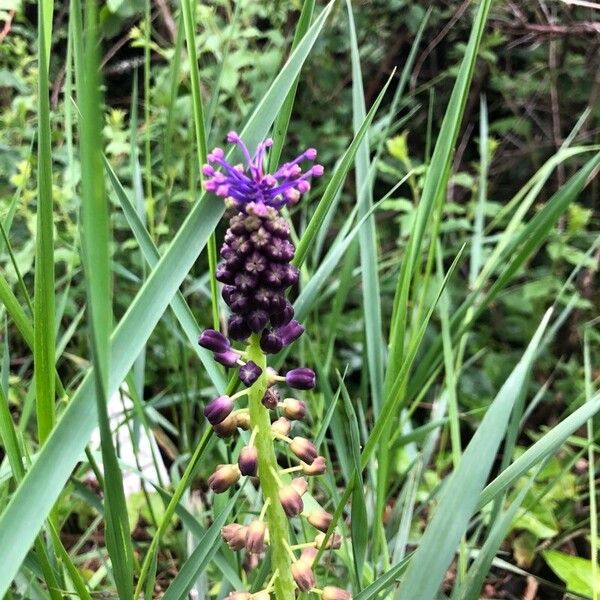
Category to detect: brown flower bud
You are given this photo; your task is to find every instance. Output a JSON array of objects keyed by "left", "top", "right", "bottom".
[
  {"left": 300, "top": 546, "right": 318, "bottom": 567},
  {"left": 314, "top": 532, "right": 342, "bottom": 549},
  {"left": 289, "top": 437, "right": 318, "bottom": 464},
  {"left": 208, "top": 464, "right": 240, "bottom": 493},
  {"left": 279, "top": 484, "right": 304, "bottom": 517},
  {"left": 221, "top": 523, "right": 248, "bottom": 550},
  {"left": 271, "top": 417, "right": 291, "bottom": 437},
  {"left": 307, "top": 509, "right": 333, "bottom": 532},
  {"left": 235, "top": 411, "right": 251, "bottom": 430},
  {"left": 238, "top": 446, "right": 258, "bottom": 476},
  {"left": 250, "top": 592, "right": 270, "bottom": 600},
  {"left": 262, "top": 387, "right": 280, "bottom": 410},
  {"left": 243, "top": 552, "right": 259, "bottom": 573},
  {"left": 226, "top": 593, "right": 252, "bottom": 600},
  {"left": 302, "top": 455, "right": 326, "bottom": 476},
  {"left": 322, "top": 586, "right": 352, "bottom": 600},
  {"left": 291, "top": 558, "right": 315, "bottom": 592},
  {"left": 245, "top": 520, "right": 267, "bottom": 554},
  {"left": 214, "top": 412, "right": 238, "bottom": 437},
  {"left": 281, "top": 398, "right": 306, "bottom": 420}
]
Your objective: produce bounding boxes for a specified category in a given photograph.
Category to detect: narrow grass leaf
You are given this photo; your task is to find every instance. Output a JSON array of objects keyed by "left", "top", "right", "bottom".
[{"left": 34, "top": 0, "right": 56, "bottom": 444}]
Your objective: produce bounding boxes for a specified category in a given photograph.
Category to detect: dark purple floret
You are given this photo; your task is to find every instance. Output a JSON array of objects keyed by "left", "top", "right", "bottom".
[
  {"left": 286, "top": 368, "right": 316, "bottom": 390},
  {"left": 228, "top": 315, "right": 251, "bottom": 341},
  {"left": 198, "top": 329, "right": 231, "bottom": 353},
  {"left": 214, "top": 350, "right": 239, "bottom": 368},
  {"left": 270, "top": 303, "right": 294, "bottom": 328},
  {"left": 277, "top": 320, "right": 304, "bottom": 346},
  {"left": 240, "top": 361, "right": 262, "bottom": 386},
  {"left": 260, "top": 330, "right": 283, "bottom": 354},
  {"left": 247, "top": 310, "right": 269, "bottom": 333},
  {"left": 204, "top": 395, "right": 234, "bottom": 425}
]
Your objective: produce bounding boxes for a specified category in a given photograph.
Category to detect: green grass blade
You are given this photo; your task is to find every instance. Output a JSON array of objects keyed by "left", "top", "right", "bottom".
[
  {"left": 34, "top": 0, "right": 56, "bottom": 444},
  {"left": 268, "top": 0, "right": 315, "bottom": 170},
  {"left": 346, "top": 0, "right": 384, "bottom": 415},
  {"left": 339, "top": 373, "right": 368, "bottom": 589},
  {"left": 181, "top": 0, "right": 219, "bottom": 330},
  {"left": 77, "top": 0, "right": 134, "bottom": 595},
  {"left": 396, "top": 312, "right": 552, "bottom": 600}
]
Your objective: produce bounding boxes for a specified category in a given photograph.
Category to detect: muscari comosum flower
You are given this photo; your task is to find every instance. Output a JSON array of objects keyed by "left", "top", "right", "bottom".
[{"left": 199, "top": 132, "right": 350, "bottom": 600}]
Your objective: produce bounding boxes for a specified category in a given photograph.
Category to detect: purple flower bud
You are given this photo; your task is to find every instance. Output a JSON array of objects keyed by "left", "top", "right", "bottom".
[
  {"left": 247, "top": 309, "right": 269, "bottom": 332},
  {"left": 284, "top": 265, "right": 299, "bottom": 287},
  {"left": 234, "top": 272, "right": 257, "bottom": 293},
  {"left": 245, "top": 520, "right": 267, "bottom": 553},
  {"left": 198, "top": 329, "right": 231, "bottom": 353},
  {"left": 302, "top": 456, "right": 326, "bottom": 476},
  {"left": 271, "top": 417, "right": 291, "bottom": 437},
  {"left": 270, "top": 302, "right": 294, "bottom": 327},
  {"left": 229, "top": 292, "right": 251, "bottom": 313},
  {"left": 268, "top": 293, "right": 286, "bottom": 313},
  {"left": 222, "top": 285, "right": 236, "bottom": 303},
  {"left": 307, "top": 509, "right": 333, "bottom": 532},
  {"left": 204, "top": 395, "right": 234, "bottom": 425},
  {"left": 291, "top": 559, "right": 315, "bottom": 592},
  {"left": 262, "top": 387, "right": 280, "bottom": 410},
  {"left": 216, "top": 264, "right": 235, "bottom": 284},
  {"left": 214, "top": 350, "right": 239, "bottom": 368},
  {"left": 239, "top": 361, "right": 262, "bottom": 386},
  {"left": 262, "top": 264, "right": 287, "bottom": 288},
  {"left": 281, "top": 398, "right": 306, "bottom": 420},
  {"left": 228, "top": 315, "right": 251, "bottom": 341},
  {"left": 221, "top": 523, "right": 248, "bottom": 551},
  {"left": 315, "top": 532, "right": 342, "bottom": 550},
  {"left": 322, "top": 587, "right": 351, "bottom": 600},
  {"left": 289, "top": 437, "right": 318, "bottom": 464},
  {"left": 208, "top": 464, "right": 240, "bottom": 493},
  {"left": 260, "top": 330, "right": 283, "bottom": 354},
  {"left": 245, "top": 252, "right": 267, "bottom": 274},
  {"left": 277, "top": 320, "right": 304, "bottom": 346},
  {"left": 285, "top": 368, "right": 316, "bottom": 390},
  {"left": 238, "top": 446, "right": 258, "bottom": 476},
  {"left": 279, "top": 484, "right": 304, "bottom": 517}
]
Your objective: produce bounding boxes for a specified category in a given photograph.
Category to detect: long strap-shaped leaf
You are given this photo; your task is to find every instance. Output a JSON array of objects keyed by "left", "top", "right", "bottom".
[{"left": 0, "top": 4, "right": 333, "bottom": 593}]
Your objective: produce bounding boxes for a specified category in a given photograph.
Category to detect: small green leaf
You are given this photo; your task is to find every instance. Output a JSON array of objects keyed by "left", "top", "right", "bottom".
[{"left": 543, "top": 550, "right": 600, "bottom": 597}]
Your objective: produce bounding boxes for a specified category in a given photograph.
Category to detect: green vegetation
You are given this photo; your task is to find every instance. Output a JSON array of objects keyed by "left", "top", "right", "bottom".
[{"left": 0, "top": 0, "right": 598, "bottom": 598}]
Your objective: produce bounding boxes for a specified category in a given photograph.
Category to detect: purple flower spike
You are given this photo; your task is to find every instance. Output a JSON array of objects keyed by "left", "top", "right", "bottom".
[
  {"left": 277, "top": 320, "right": 304, "bottom": 346},
  {"left": 198, "top": 328, "right": 231, "bottom": 353},
  {"left": 204, "top": 395, "right": 234, "bottom": 425},
  {"left": 214, "top": 350, "right": 239, "bottom": 368},
  {"left": 285, "top": 367, "right": 316, "bottom": 390},
  {"left": 239, "top": 361, "right": 262, "bottom": 386}
]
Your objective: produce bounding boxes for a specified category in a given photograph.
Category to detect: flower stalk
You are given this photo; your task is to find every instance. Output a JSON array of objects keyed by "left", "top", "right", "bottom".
[{"left": 246, "top": 334, "right": 296, "bottom": 599}]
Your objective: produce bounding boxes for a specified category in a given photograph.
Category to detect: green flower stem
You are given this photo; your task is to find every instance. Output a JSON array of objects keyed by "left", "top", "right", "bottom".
[{"left": 247, "top": 334, "right": 295, "bottom": 600}]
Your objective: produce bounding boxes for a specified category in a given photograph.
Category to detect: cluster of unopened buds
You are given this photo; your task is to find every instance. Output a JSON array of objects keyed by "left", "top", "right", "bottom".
[{"left": 198, "top": 132, "right": 350, "bottom": 600}]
